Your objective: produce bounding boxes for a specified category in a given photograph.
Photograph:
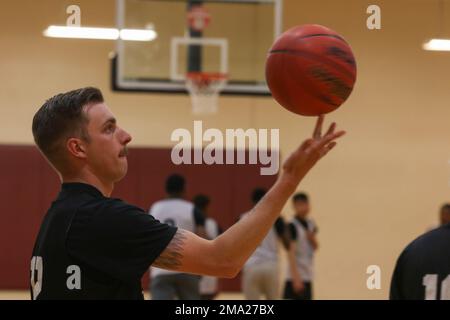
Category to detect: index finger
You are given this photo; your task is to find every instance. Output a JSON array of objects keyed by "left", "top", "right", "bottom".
[{"left": 313, "top": 115, "right": 325, "bottom": 139}]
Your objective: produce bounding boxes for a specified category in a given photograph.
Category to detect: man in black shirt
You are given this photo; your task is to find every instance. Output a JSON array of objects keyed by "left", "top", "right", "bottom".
[
  {"left": 31, "top": 87, "right": 345, "bottom": 299},
  {"left": 390, "top": 222, "right": 450, "bottom": 300}
]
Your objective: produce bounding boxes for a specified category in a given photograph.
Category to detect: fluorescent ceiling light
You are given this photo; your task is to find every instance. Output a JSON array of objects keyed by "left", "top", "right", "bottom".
[
  {"left": 43, "top": 26, "right": 157, "bottom": 41},
  {"left": 44, "top": 26, "right": 118, "bottom": 40},
  {"left": 119, "top": 29, "right": 156, "bottom": 41},
  {"left": 423, "top": 39, "right": 450, "bottom": 51}
]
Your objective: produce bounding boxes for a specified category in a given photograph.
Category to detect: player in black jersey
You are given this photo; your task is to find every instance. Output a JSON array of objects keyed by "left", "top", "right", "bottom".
[
  {"left": 390, "top": 222, "right": 450, "bottom": 300},
  {"left": 30, "top": 87, "right": 345, "bottom": 299}
]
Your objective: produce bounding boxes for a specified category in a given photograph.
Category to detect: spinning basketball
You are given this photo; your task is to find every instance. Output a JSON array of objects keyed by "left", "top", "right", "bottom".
[{"left": 266, "top": 24, "right": 357, "bottom": 116}]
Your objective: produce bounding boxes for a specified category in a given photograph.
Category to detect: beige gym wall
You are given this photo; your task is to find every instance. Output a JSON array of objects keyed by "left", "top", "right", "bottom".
[{"left": 1, "top": 0, "right": 449, "bottom": 299}]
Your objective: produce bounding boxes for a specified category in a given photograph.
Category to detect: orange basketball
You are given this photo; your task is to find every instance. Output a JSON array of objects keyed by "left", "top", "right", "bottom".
[{"left": 266, "top": 24, "right": 357, "bottom": 116}]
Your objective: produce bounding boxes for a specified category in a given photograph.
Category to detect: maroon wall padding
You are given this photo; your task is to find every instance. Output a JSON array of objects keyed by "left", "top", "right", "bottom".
[
  {"left": 0, "top": 145, "right": 277, "bottom": 292},
  {"left": 0, "top": 145, "right": 60, "bottom": 289}
]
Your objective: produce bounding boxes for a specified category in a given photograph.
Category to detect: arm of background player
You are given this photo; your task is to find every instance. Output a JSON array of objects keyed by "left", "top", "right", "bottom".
[
  {"left": 193, "top": 207, "right": 208, "bottom": 239},
  {"left": 153, "top": 116, "right": 345, "bottom": 278},
  {"left": 285, "top": 222, "right": 304, "bottom": 292},
  {"left": 306, "top": 230, "right": 319, "bottom": 251},
  {"left": 288, "top": 239, "right": 304, "bottom": 293}
]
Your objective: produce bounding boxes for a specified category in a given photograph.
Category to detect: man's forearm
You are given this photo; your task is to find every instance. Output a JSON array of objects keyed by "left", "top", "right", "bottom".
[
  {"left": 310, "top": 235, "right": 319, "bottom": 250},
  {"left": 306, "top": 231, "right": 319, "bottom": 250},
  {"left": 212, "top": 178, "right": 297, "bottom": 270}
]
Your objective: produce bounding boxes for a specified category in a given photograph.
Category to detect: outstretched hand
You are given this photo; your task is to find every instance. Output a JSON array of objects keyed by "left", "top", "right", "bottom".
[{"left": 280, "top": 115, "right": 346, "bottom": 188}]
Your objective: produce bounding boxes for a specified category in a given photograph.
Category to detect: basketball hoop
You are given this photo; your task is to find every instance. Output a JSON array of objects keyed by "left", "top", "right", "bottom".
[{"left": 186, "top": 72, "right": 228, "bottom": 115}]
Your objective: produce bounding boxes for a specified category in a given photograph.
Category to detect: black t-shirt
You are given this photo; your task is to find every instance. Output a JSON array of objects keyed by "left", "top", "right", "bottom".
[
  {"left": 30, "top": 183, "right": 177, "bottom": 300},
  {"left": 390, "top": 223, "right": 450, "bottom": 300}
]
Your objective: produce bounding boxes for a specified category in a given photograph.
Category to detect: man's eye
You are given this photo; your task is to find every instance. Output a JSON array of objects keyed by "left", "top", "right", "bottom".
[{"left": 105, "top": 125, "right": 115, "bottom": 133}]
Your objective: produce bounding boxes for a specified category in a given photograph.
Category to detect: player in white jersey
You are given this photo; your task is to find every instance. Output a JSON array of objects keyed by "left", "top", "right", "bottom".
[
  {"left": 149, "top": 174, "right": 206, "bottom": 300},
  {"left": 284, "top": 192, "right": 318, "bottom": 300},
  {"left": 193, "top": 194, "right": 223, "bottom": 300},
  {"left": 241, "top": 188, "right": 289, "bottom": 300}
]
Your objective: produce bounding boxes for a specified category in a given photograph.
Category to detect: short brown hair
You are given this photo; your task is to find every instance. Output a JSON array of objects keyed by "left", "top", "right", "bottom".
[
  {"left": 32, "top": 87, "right": 104, "bottom": 169},
  {"left": 293, "top": 192, "right": 309, "bottom": 203}
]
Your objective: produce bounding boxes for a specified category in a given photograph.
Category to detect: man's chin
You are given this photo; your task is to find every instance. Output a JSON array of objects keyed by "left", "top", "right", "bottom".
[{"left": 114, "top": 163, "right": 128, "bottom": 182}]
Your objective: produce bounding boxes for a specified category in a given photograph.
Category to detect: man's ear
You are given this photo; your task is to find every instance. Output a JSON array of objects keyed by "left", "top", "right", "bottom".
[{"left": 66, "top": 138, "right": 87, "bottom": 159}]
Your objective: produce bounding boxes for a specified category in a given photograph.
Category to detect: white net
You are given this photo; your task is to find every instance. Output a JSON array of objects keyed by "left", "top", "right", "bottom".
[{"left": 186, "top": 73, "right": 228, "bottom": 115}]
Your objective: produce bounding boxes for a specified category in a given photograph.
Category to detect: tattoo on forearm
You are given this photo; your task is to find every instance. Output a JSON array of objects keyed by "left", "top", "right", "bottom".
[{"left": 153, "top": 230, "right": 187, "bottom": 270}]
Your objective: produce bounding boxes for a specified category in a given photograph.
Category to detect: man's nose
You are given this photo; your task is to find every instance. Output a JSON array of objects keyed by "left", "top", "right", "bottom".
[{"left": 119, "top": 128, "right": 132, "bottom": 145}]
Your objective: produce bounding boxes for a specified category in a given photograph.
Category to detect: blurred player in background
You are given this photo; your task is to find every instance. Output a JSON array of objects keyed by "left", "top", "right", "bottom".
[
  {"left": 284, "top": 192, "right": 318, "bottom": 300},
  {"left": 193, "top": 194, "right": 222, "bottom": 300},
  {"left": 425, "top": 203, "right": 450, "bottom": 232},
  {"left": 439, "top": 203, "right": 450, "bottom": 226},
  {"left": 149, "top": 174, "right": 206, "bottom": 300},
  {"left": 390, "top": 209, "right": 450, "bottom": 300},
  {"left": 241, "top": 188, "right": 289, "bottom": 300}
]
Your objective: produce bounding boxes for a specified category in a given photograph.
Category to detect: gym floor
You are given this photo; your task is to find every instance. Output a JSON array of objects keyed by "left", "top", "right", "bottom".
[{"left": 0, "top": 291, "right": 244, "bottom": 300}]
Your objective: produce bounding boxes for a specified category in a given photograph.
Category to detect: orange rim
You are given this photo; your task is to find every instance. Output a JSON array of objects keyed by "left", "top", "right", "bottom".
[{"left": 186, "top": 72, "right": 228, "bottom": 82}]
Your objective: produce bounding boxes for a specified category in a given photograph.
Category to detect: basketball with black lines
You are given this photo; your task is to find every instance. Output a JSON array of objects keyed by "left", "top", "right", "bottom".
[{"left": 266, "top": 24, "right": 357, "bottom": 116}]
